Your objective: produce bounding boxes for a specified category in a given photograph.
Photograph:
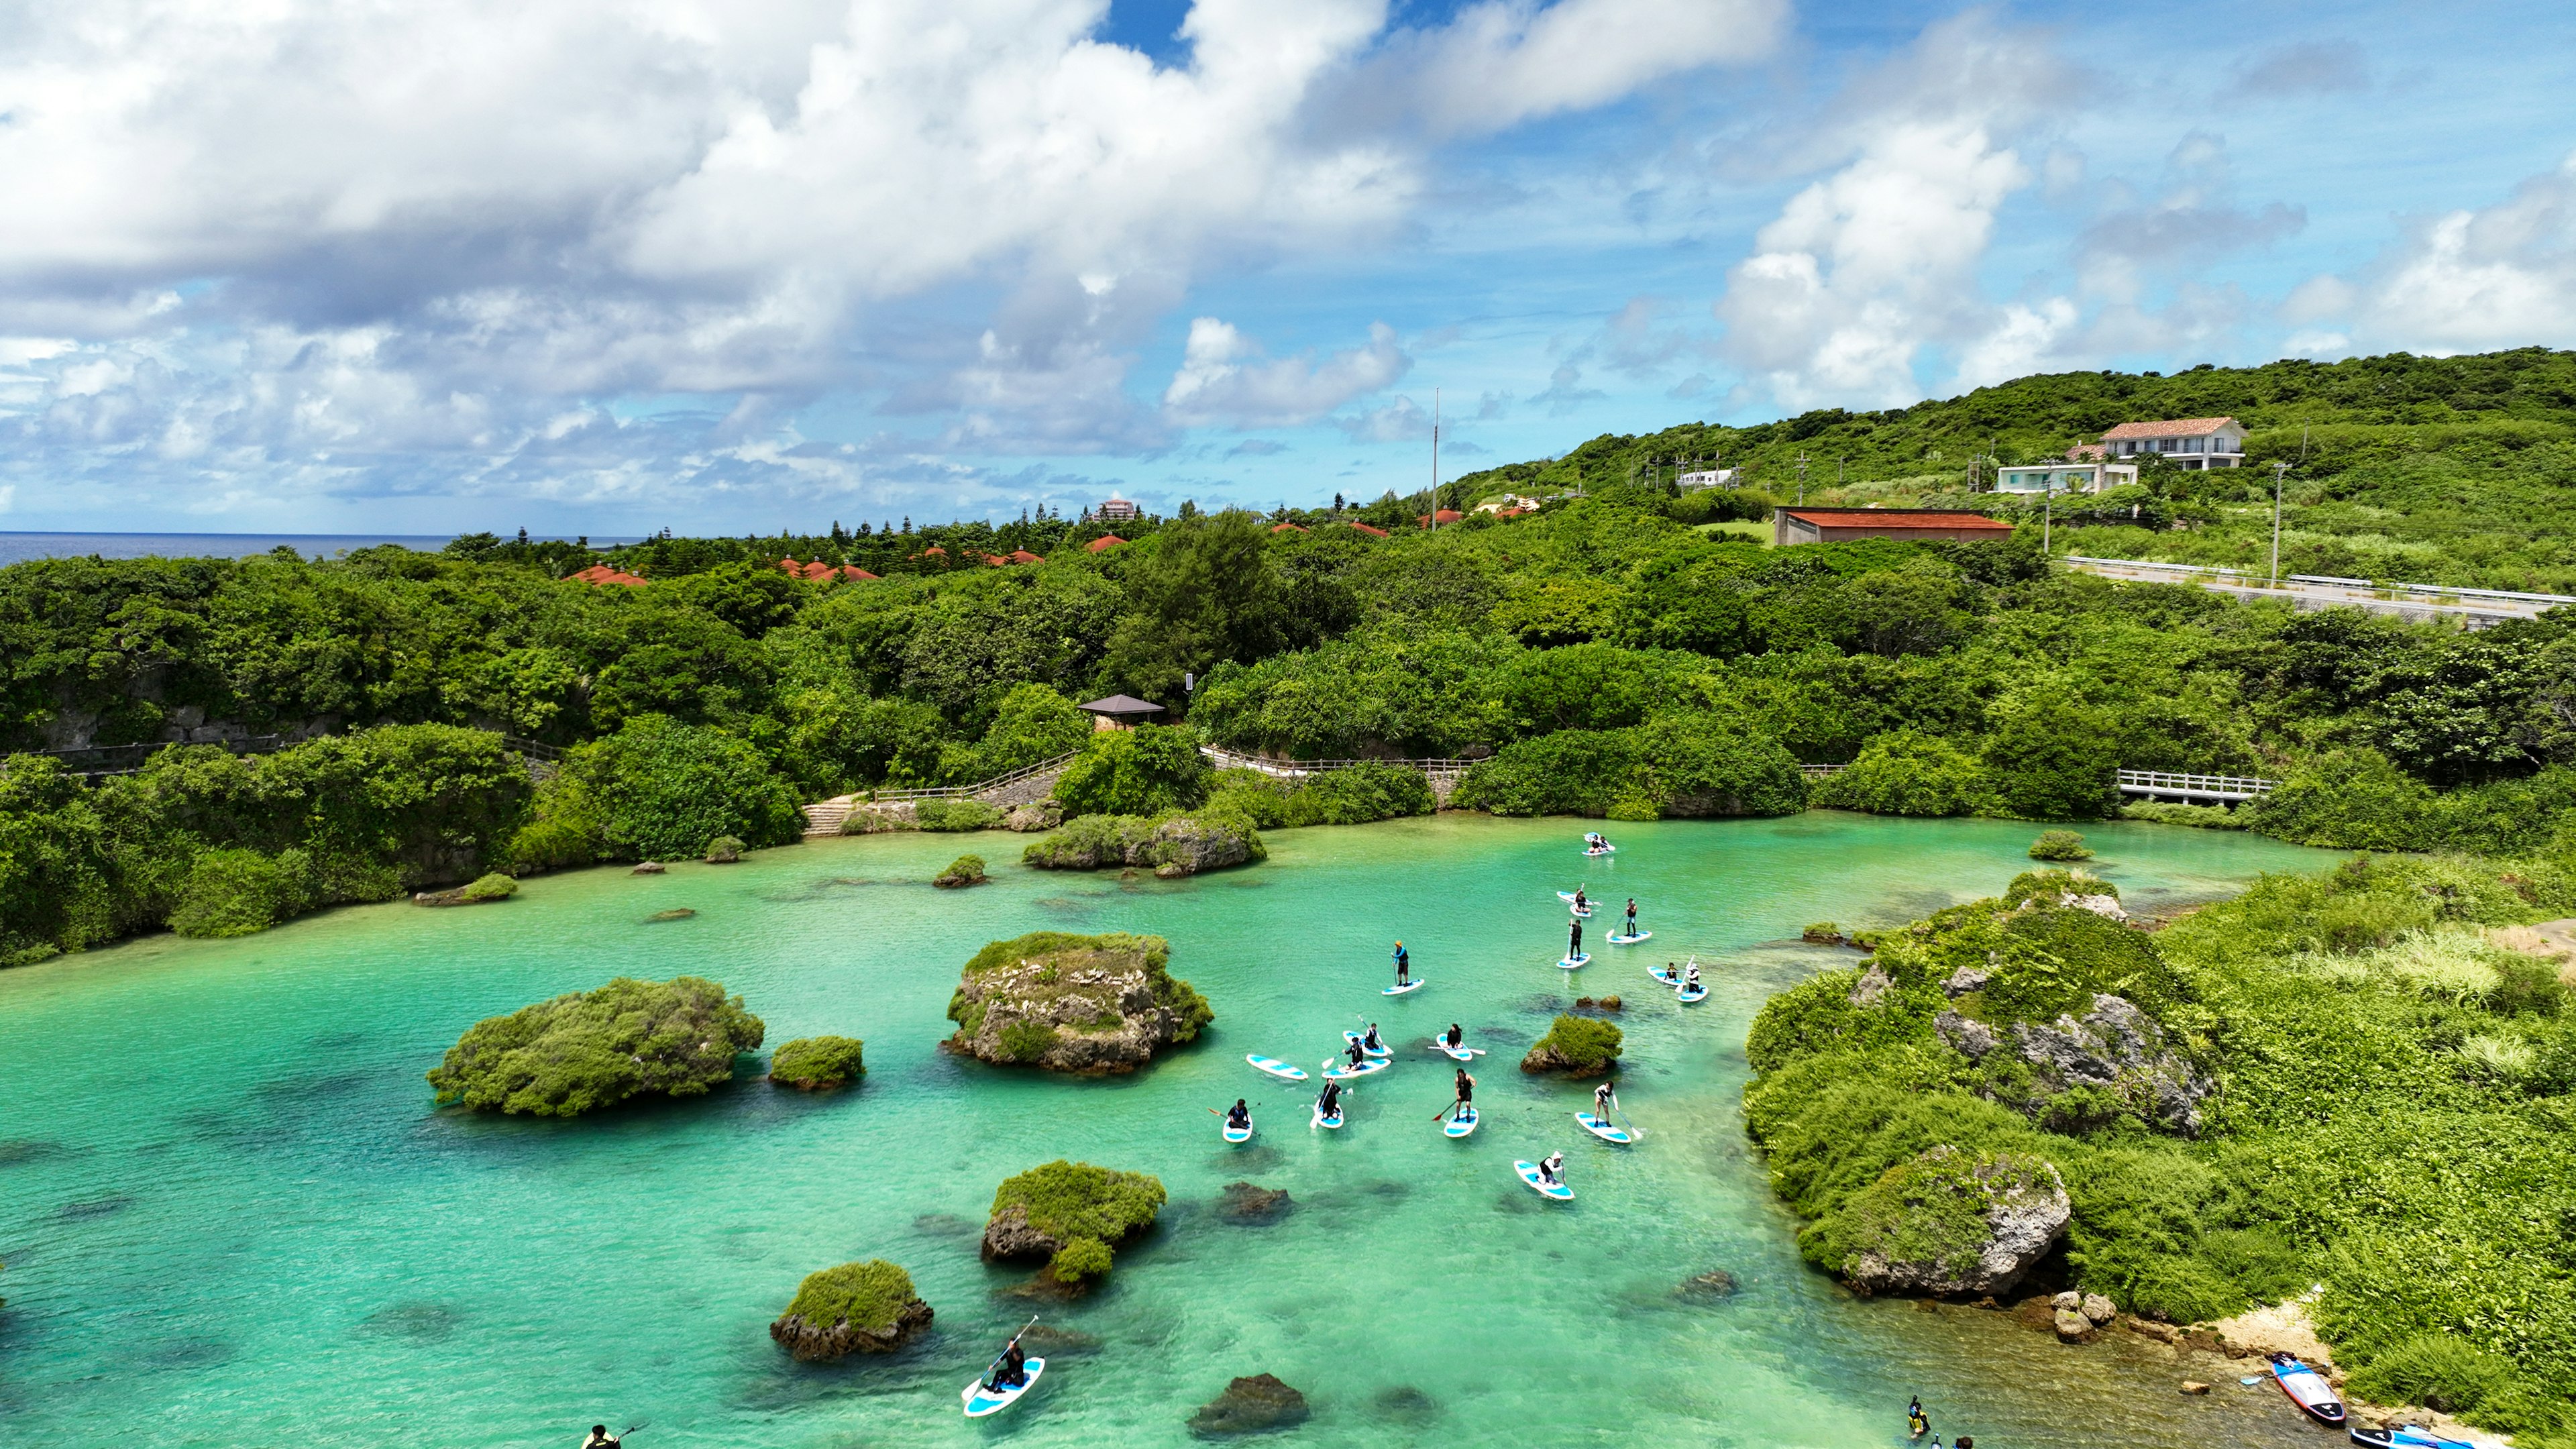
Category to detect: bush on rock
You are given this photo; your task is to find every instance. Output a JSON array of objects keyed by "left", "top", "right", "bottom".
[
  {"left": 769, "top": 1034, "right": 865, "bottom": 1089},
  {"left": 426, "top": 975, "right": 764, "bottom": 1116},
  {"left": 945, "top": 931, "right": 1211, "bottom": 1073},
  {"left": 934, "top": 854, "right": 987, "bottom": 889},
  {"left": 769, "top": 1259, "right": 931, "bottom": 1360},
  {"left": 983, "top": 1160, "right": 1166, "bottom": 1278},
  {"left": 1522, "top": 1013, "right": 1623, "bottom": 1076}
]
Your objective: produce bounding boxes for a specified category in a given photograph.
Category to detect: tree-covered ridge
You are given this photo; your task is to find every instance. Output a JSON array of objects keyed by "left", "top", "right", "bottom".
[{"left": 1745, "top": 852, "right": 2576, "bottom": 1443}]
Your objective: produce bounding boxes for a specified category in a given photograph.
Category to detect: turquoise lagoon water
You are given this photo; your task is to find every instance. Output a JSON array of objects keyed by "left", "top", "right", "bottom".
[{"left": 0, "top": 814, "right": 2340, "bottom": 1448}]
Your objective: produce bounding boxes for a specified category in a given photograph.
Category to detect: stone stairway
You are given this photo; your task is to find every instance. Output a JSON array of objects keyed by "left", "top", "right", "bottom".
[{"left": 801, "top": 798, "right": 858, "bottom": 838}]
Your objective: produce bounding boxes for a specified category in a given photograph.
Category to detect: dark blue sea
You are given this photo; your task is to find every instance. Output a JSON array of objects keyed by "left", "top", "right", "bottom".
[{"left": 0, "top": 532, "right": 624, "bottom": 565}]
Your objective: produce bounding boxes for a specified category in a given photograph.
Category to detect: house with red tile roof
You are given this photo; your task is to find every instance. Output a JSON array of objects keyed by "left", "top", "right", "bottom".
[
  {"left": 1008, "top": 549, "right": 1044, "bottom": 564},
  {"left": 1270, "top": 521, "right": 1307, "bottom": 534},
  {"left": 1347, "top": 521, "right": 1389, "bottom": 538},
  {"left": 837, "top": 566, "right": 880, "bottom": 581},
  {"left": 2099, "top": 416, "right": 2245, "bottom": 470},
  {"left": 1087, "top": 534, "right": 1128, "bottom": 553},
  {"left": 1415, "top": 509, "right": 1464, "bottom": 527},
  {"left": 568, "top": 564, "right": 649, "bottom": 586},
  {"left": 1774, "top": 507, "right": 2013, "bottom": 546}
]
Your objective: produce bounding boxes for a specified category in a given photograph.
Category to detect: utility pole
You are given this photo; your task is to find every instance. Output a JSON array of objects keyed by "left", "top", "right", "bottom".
[
  {"left": 1431, "top": 388, "right": 1440, "bottom": 527},
  {"left": 2042, "top": 478, "right": 2053, "bottom": 557},
  {"left": 2270, "top": 460, "right": 2288, "bottom": 585},
  {"left": 1796, "top": 454, "right": 1809, "bottom": 504}
]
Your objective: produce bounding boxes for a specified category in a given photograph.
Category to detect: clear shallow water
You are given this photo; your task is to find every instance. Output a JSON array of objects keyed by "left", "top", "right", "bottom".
[{"left": 0, "top": 814, "right": 2337, "bottom": 1449}]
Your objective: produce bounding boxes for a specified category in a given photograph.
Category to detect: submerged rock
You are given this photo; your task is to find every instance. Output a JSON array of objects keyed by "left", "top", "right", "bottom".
[
  {"left": 644, "top": 908, "right": 696, "bottom": 923},
  {"left": 1373, "top": 1385, "right": 1438, "bottom": 1422},
  {"left": 1217, "top": 1181, "right": 1294, "bottom": 1224},
  {"left": 1189, "top": 1373, "right": 1310, "bottom": 1436},
  {"left": 945, "top": 931, "right": 1212, "bottom": 1075},
  {"left": 1674, "top": 1269, "right": 1740, "bottom": 1302},
  {"left": 1019, "top": 1324, "right": 1103, "bottom": 1357}
]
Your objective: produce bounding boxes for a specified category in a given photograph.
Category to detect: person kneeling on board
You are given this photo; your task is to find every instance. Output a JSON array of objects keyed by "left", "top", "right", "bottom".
[
  {"left": 1444, "top": 1022, "right": 1465, "bottom": 1050},
  {"left": 582, "top": 1428, "right": 621, "bottom": 1449},
  {"left": 1226, "top": 1099, "right": 1250, "bottom": 1131},
  {"left": 1317, "top": 1079, "right": 1344, "bottom": 1120},
  {"left": 1682, "top": 961, "right": 1701, "bottom": 991},
  {"left": 1362, "top": 1022, "right": 1383, "bottom": 1052},
  {"left": 988, "top": 1340, "right": 1028, "bottom": 1391},
  {"left": 1536, "top": 1150, "right": 1566, "bottom": 1185}
]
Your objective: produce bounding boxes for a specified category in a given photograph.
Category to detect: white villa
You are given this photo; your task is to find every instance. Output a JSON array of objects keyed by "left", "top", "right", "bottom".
[
  {"left": 1676, "top": 468, "right": 1736, "bottom": 490},
  {"left": 2099, "top": 416, "right": 2247, "bottom": 470},
  {"left": 1995, "top": 458, "right": 2138, "bottom": 494}
]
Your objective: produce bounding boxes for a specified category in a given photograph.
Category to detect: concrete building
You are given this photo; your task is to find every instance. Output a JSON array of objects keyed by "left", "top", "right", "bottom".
[
  {"left": 1995, "top": 458, "right": 2139, "bottom": 494},
  {"left": 1095, "top": 496, "right": 1141, "bottom": 521},
  {"left": 1775, "top": 507, "right": 2015, "bottom": 546},
  {"left": 2100, "top": 417, "right": 2246, "bottom": 470},
  {"left": 1677, "top": 468, "right": 1737, "bottom": 490}
]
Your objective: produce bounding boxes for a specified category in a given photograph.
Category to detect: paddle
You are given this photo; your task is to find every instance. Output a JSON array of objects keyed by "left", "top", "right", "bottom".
[
  {"left": 617, "top": 1424, "right": 648, "bottom": 1443},
  {"left": 980, "top": 1314, "right": 1040, "bottom": 1389}
]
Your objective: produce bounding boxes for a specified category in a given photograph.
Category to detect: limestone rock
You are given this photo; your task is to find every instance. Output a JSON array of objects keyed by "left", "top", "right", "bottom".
[
  {"left": 1935, "top": 1010, "right": 1997, "bottom": 1059},
  {"left": 704, "top": 839, "right": 743, "bottom": 864},
  {"left": 1217, "top": 1181, "right": 1294, "bottom": 1224},
  {"left": 841, "top": 802, "right": 920, "bottom": 833},
  {"left": 2009, "top": 994, "right": 2214, "bottom": 1136},
  {"left": 2129, "top": 1319, "right": 2180, "bottom": 1343},
  {"left": 1006, "top": 800, "right": 1066, "bottom": 833},
  {"left": 1943, "top": 965, "right": 1992, "bottom": 998},
  {"left": 2053, "top": 1291, "right": 2082, "bottom": 1311},
  {"left": 631, "top": 861, "right": 665, "bottom": 874},
  {"left": 1189, "top": 1373, "right": 1310, "bottom": 1437},
  {"left": 2180, "top": 1381, "right": 2211, "bottom": 1395},
  {"left": 945, "top": 931, "right": 1212, "bottom": 1075},
  {"left": 1675, "top": 1269, "right": 1739, "bottom": 1302},
  {"left": 2054, "top": 1308, "right": 2094, "bottom": 1342},
  {"left": 1836, "top": 1147, "right": 2070, "bottom": 1299},
  {"left": 768, "top": 1297, "right": 932, "bottom": 1361},
  {"left": 1148, "top": 816, "right": 1255, "bottom": 876},
  {"left": 1848, "top": 964, "right": 1894, "bottom": 1008},
  {"left": 2082, "top": 1293, "right": 2116, "bottom": 1324},
  {"left": 979, "top": 1203, "right": 1057, "bottom": 1260}
]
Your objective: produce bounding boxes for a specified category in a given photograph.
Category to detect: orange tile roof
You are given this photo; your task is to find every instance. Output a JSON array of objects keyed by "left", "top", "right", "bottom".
[
  {"left": 1010, "top": 549, "right": 1044, "bottom": 564},
  {"left": 838, "top": 566, "right": 880, "bottom": 581},
  {"left": 1087, "top": 534, "right": 1128, "bottom": 552},
  {"left": 1781, "top": 508, "right": 2013, "bottom": 532},
  {"left": 1493, "top": 507, "right": 1530, "bottom": 519},
  {"left": 1415, "top": 509, "right": 1464, "bottom": 527},
  {"left": 1348, "top": 521, "right": 1389, "bottom": 537},
  {"left": 2068, "top": 443, "right": 2108, "bottom": 460},
  {"left": 2101, "top": 416, "right": 2240, "bottom": 440},
  {"left": 1271, "top": 522, "right": 1308, "bottom": 534},
  {"left": 568, "top": 564, "right": 648, "bottom": 586}
]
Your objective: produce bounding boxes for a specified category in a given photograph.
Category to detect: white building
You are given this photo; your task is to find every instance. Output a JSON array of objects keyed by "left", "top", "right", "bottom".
[
  {"left": 2098, "top": 416, "right": 2247, "bottom": 470},
  {"left": 1095, "top": 496, "right": 1140, "bottom": 521},
  {"left": 1676, "top": 469, "right": 1736, "bottom": 490},
  {"left": 1995, "top": 458, "right": 2139, "bottom": 494}
]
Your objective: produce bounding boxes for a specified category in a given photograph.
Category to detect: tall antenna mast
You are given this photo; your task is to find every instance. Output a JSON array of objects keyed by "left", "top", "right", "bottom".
[{"left": 1431, "top": 387, "right": 1441, "bottom": 527}]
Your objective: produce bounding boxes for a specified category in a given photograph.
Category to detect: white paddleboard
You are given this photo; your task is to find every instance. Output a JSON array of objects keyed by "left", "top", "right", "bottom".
[
  {"left": 1246, "top": 1054, "right": 1308, "bottom": 1081},
  {"left": 1322, "top": 1057, "right": 1387, "bottom": 1081},
  {"left": 1383, "top": 979, "right": 1425, "bottom": 996},
  {"left": 1515, "top": 1159, "right": 1574, "bottom": 1199},
  {"left": 1568, "top": 904, "right": 1593, "bottom": 918},
  {"left": 1607, "top": 930, "right": 1651, "bottom": 945},
  {"left": 1576, "top": 1112, "right": 1635, "bottom": 1144},
  {"left": 1676, "top": 982, "right": 1707, "bottom": 1004},
  {"left": 1648, "top": 965, "right": 1678, "bottom": 985},
  {"left": 1584, "top": 845, "right": 1615, "bottom": 857},
  {"left": 1430, "top": 1037, "right": 1482, "bottom": 1060},
  {"left": 962, "top": 1356, "right": 1046, "bottom": 1417},
  {"left": 1444, "top": 1105, "right": 1478, "bottom": 1138},
  {"left": 1222, "top": 1119, "right": 1253, "bottom": 1143},
  {"left": 1556, "top": 953, "right": 1591, "bottom": 970},
  {"left": 1313, "top": 1104, "right": 1345, "bottom": 1130},
  {"left": 1342, "top": 1030, "right": 1391, "bottom": 1059}
]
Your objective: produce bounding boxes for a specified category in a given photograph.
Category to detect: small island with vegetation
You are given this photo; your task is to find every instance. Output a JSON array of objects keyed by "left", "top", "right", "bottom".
[
  {"left": 982, "top": 1159, "right": 1166, "bottom": 1287},
  {"left": 945, "top": 931, "right": 1211, "bottom": 1073},
  {"left": 426, "top": 975, "right": 764, "bottom": 1117},
  {"left": 934, "top": 854, "right": 987, "bottom": 888},
  {"left": 1521, "top": 1014, "right": 1622, "bottom": 1077},
  {"left": 413, "top": 871, "right": 519, "bottom": 907},
  {"left": 769, "top": 1259, "right": 931, "bottom": 1360},
  {"left": 767, "top": 1035, "right": 865, "bottom": 1090}
]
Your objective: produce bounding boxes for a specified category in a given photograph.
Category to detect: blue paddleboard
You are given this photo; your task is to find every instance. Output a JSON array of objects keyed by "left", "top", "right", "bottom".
[
  {"left": 962, "top": 1357, "right": 1046, "bottom": 1417},
  {"left": 1246, "top": 1055, "right": 1308, "bottom": 1081},
  {"left": 1444, "top": 1105, "right": 1478, "bottom": 1137},
  {"left": 1515, "top": 1159, "right": 1574, "bottom": 1199}
]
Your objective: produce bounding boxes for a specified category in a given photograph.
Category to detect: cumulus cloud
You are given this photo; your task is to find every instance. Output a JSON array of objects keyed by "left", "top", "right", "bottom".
[
  {"left": 2076, "top": 132, "right": 2305, "bottom": 303},
  {"left": 1360, "top": 0, "right": 1788, "bottom": 138},
  {"left": 1162, "top": 318, "right": 1409, "bottom": 427},
  {"left": 2228, "top": 40, "right": 2369, "bottom": 99},
  {"left": 2286, "top": 150, "right": 2576, "bottom": 354}
]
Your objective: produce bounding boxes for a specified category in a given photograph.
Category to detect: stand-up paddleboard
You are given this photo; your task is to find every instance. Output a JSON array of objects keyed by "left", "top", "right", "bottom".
[
  {"left": 1607, "top": 930, "right": 1651, "bottom": 945},
  {"left": 1514, "top": 1160, "right": 1574, "bottom": 1200},
  {"left": 1246, "top": 1055, "right": 1308, "bottom": 1081},
  {"left": 1584, "top": 845, "right": 1615, "bottom": 857},
  {"left": 1649, "top": 965, "right": 1678, "bottom": 985},
  {"left": 1675, "top": 981, "right": 1707, "bottom": 1004},
  {"left": 1342, "top": 1030, "right": 1391, "bottom": 1059},
  {"left": 1443, "top": 1105, "right": 1479, "bottom": 1138},
  {"left": 1576, "top": 1112, "right": 1634, "bottom": 1144},
  {"left": 962, "top": 1357, "right": 1046, "bottom": 1417},
  {"left": 2350, "top": 1426, "right": 2475, "bottom": 1448},
  {"left": 1322, "top": 1057, "right": 1387, "bottom": 1081},
  {"left": 1556, "top": 890, "right": 1586, "bottom": 903},
  {"left": 1556, "top": 953, "right": 1591, "bottom": 970},
  {"left": 1221, "top": 1116, "right": 1253, "bottom": 1144},
  {"left": 2268, "top": 1353, "right": 2346, "bottom": 1428},
  {"left": 1383, "top": 979, "right": 1426, "bottom": 996},
  {"left": 1431, "top": 1037, "right": 1483, "bottom": 1061},
  {"left": 1568, "top": 904, "right": 1593, "bottom": 918},
  {"left": 1313, "top": 1104, "right": 1345, "bottom": 1130}
]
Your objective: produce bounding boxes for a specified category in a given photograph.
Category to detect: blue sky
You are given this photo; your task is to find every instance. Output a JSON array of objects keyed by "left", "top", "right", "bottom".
[{"left": 1, "top": 0, "right": 2571, "bottom": 535}]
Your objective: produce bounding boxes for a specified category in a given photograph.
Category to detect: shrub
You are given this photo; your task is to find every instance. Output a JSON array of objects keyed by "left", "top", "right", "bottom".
[
  {"left": 935, "top": 854, "right": 987, "bottom": 888},
  {"left": 1528, "top": 1013, "right": 1623, "bottom": 1073},
  {"left": 991, "top": 1159, "right": 1167, "bottom": 1248},
  {"left": 572, "top": 715, "right": 804, "bottom": 863},
  {"left": 2002, "top": 868, "right": 2120, "bottom": 906},
  {"left": 457, "top": 872, "right": 519, "bottom": 902},
  {"left": 1048, "top": 1236, "right": 1114, "bottom": 1284},
  {"left": 916, "top": 799, "right": 1002, "bottom": 831},
  {"left": 1811, "top": 731, "right": 1993, "bottom": 816},
  {"left": 2118, "top": 801, "right": 2245, "bottom": 829},
  {"left": 170, "top": 849, "right": 313, "bottom": 938},
  {"left": 425, "top": 975, "right": 765, "bottom": 1116},
  {"left": 1799, "top": 1146, "right": 2061, "bottom": 1283},
  {"left": 704, "top": 834, "right": 746, "bottom": 862},
  {"left": 1981, "top": 702, "right": 2119, "bottom": 820},
  {"left": 998, "top": 1018, "right": 1061, "bottom": 1063},
  {"left": 1053, "top": 724, "right": 1211, "bottom": 818},
  {"left": 770, "top": 1034, "right": 865, "bottom": 1089},
  {"left": 782, "top": 1259, "right": 917, "bottom": 1333},
  {"left": 2028, "top": 830, "right": 2093, "bottom": 861}
]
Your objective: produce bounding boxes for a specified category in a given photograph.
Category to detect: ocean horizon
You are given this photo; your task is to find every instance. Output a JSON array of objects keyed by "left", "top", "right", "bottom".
[{"left": 0, "top": 531, "right": 633, "bottom": 566}]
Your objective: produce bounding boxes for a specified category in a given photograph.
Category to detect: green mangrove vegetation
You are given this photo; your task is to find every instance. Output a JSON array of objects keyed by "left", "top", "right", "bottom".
[
  {"left": 768, "top": 1035, "right": 865, "bottom": 1090},
  {"left": 426, "top": 976, "right": 765, "bottom": 1116},
  {"left": 769, "top": 1259, "right": 931, "bottom": 1360},
  {"left": 1523, "top": 1014, "right": 1623, "bottom": 1076},
  {"left": 1746, "top": 852, "right": 2576, "bottom": 1443},
  {"left": 945, "top": 931, "right": 1212, "bottom": 1073},
  {"left": 983, "top": 1160, "right": 1167, "bottom": 1285}
]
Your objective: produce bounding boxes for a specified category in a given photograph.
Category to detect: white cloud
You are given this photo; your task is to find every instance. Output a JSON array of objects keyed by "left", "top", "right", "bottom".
[
  {"left": 2291, "top": 150, "right": 2576, "bottom": 354},
  {"left": 1376, "top": 0, "right": 1787, "bottom": 137},
  {"left": 1162, "top": 318, "right": 1409, "bottom": 426}
]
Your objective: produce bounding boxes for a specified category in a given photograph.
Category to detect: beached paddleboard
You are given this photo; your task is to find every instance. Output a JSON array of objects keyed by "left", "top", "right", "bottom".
[
  {"left": 1221, "top": 1118, "right": 1253, "bottom": 1143},
  {"left": 962, "top": 1357, "right": 1046, "bottom": 1417},
  {"left": 1342, "top": 1030, "right": 1391, "bottom": 1059},
  {"left": 1607, "top": 930, "right": 1651, "bottom": 945},
  {"left": 2268, "top": 1354, "right": 2345, "bottom": 1428},
  {"left": 2349, "top": 1427, "right": 2475, "bottom": 1448},
  {"left": 1556, "top": 953, "right": 1591, "bottom": 970},
  {"left": 1576, "top": 1112, "right": 1634, "bottom": 1144},
  {"left": 1246, "top": 1055, "right": 1308, "bottom": 1081},
  {"left": 1313, "top": 1104, "right": 1345, "bottom": 1130},
  {"left": 1444, "top": 1105, "right": 1479, "bottom": 1138},
  {"left": 1431, "top": 1037, "right": 1483, "bottom": 1060},
  {"left": 1514, "top": 1159, "right": 1574, "bottom": 1200},
  {"left": 1383, "top": 979, "right": 1426, "bottom": 996},
  {"left": 1322, "top": 1057, "right": 1387, "bottom": 1081}
]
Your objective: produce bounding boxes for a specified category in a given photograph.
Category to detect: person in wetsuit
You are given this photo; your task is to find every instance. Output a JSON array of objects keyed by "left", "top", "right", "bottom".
[
  {"left": 1226, "top": 1099, "right": 1250, "bottom": 1130},
  {"left": 1392, "top": 940, "right": 1410, "bottom": 985},
  {"left": 1623, "top": 898, "right": 1638, "bottom": 937},
  {"left": 1537, "top": 1150, "right": 1566, "bottom": 1185},
  {"left": 1317, "top": 1079, "right": 1344, "bottom": 1122},
  {"left": 1907, "top": 1397, "right": 1929, "bottom": 1440},
  {"left": 1362, "top": 1022, "right": 1383, "bottom": 1052},
  {"left": 989, "top": 1340, "right": 1028, "bottom": 1391},
  {"left": 1592, "top": 1080, "right": 1618, "bottom": 1120},
  {"left": 1452, "top": 1067, "right": 1475, "bottom": 1119},
  {"left": 1444, "top": 1022, "right": 1464, "bottom": 1049},
  {"left": 1568, "top": 916, "right": 1584, "bottom": 959},
  {"left": 1344, "top": 1036, "right": 1366, "bottom": 1069},
  {"left": 1682, "top": 960, "right": 1701, "bottom": 991},
  {"left": 583, "top": 1429, "right": 621, "bottom": 1449},
  {"left": 1572, "top": 886, "right": 1588, "bottom": 912}
]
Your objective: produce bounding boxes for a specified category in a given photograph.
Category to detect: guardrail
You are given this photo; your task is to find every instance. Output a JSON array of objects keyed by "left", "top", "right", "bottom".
[
  {"left": 2116, "top": 769, "right": 2278, "bottom": 802},
  {"left": 865, "top": 749, "right": 1083, "bottom": 803},
  {"left": 1799, "top": 763, "right": 1847, "bottom": 779},
  {"left": 2065, "top": 556, "right": 2576, "bottom": 608},
  {"left": 1203, "top": 747, "right": 1481, "bottom": 776}
]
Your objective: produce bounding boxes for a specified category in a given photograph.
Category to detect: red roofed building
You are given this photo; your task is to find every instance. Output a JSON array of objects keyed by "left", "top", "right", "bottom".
[
  {"left": 2099, "top": 416, "right": 2245, "bottom": 470},
  {"left": 1087, "top": 534, "right": 1128, "bottom": 553},
  {"left": 982, "top": 553, "right": 1010, "bottom": 567},
  {"left": 1271, "top": 522, "right": 1307, "bottom": 534},
  {"left": 1348, "top": 521, "right": 1389, "bottom": 538},
  {"left": 1774, "top": 508, "right": 2014, "bottom": 546},
  {"left": 837, "top": 566, "right": 880, "bottom": 581},
  {"left": 1415, "top": 509, "right": 1464, "bottom": 527},
  {"left": 1009, "top": 549, "right": 1044, "bottom": 564},
  {"left": 568, "top": 564, "right": 648, "bottom": 587}
]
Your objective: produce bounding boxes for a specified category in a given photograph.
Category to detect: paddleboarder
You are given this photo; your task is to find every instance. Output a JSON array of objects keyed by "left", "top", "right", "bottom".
[
  {"left": 1362, "top": 1022, "right": 1383, "bottom": 1053},
  {"left": 1536, "top": 1150, "right": 1566, "bottom": 1186},
  {"left": 1682, "top": 960, "right": 1702, "bottom": 992},
  {"left": 987, "top": 1338, "right": 1028, "bottom": 1392},
  {"left": 582, "top": 1429, "right": 621, "bottom": 1449},
  {"left": 1452, "top": 1065, "right": 1476, "bottom": 1120},
  {"left": 1568, "top": 916, "right": 1583, "bottom": 960},
  {"left": 1572, "top": 885, "right": 1589, "bottom": 912},
  {"left": 1392, "top": 940, "right": 1410, "bottom": 987},
  {"left": 1316, "top": 1078, "right": 1344, "bottom": 1122},
  {"left": 1592, "top": 1080, "right": 1618, "bottom": 1119},
  {"left": 1226, "top": 1099, "right": 1251, "bottom": 1132},
  {"left": 1444, "top": 1022, "right": 1464, "bottom": 1050},
  {"left": 1623, "top": 898, "right": 1638, "bottom": 937},
  {"left": 1344, "top": 1035, "right": 1367, "bottom": 1070}
]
